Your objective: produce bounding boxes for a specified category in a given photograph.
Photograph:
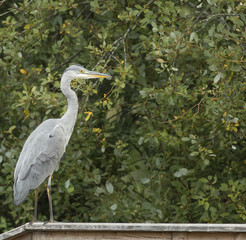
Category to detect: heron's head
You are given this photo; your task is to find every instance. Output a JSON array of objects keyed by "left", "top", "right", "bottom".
[{"left": 63, "top": 64, "right": 111, "bottom": 80}]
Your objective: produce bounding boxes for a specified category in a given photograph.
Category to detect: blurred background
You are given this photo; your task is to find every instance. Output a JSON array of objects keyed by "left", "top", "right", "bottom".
[{"left": 0, "top": 0, "right": 245, "bottom": 232}]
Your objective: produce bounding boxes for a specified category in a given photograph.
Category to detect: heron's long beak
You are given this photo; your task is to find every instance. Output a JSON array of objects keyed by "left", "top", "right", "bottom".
[{"left": 86, "top": 70, "right": 112, "bottom": 79}]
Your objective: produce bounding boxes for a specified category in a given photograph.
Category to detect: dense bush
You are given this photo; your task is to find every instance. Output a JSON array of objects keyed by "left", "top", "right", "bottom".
[{"left": 0, "top": 0, "right": 245, "bottom": 232}]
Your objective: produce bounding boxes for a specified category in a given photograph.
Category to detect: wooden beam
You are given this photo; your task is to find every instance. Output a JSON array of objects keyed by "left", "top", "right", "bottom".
[{"left": 25, "top": 222, "right": 246, "bottom": 232}]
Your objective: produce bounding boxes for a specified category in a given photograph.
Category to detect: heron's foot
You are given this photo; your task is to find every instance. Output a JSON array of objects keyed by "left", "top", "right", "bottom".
[
  {"left": 30, "top": 220, "right": 42, "bottom": 225},
  {"left": 43, "top": 219, "right": 59, "bottom": 225},
  {"left": 49, "top": 219, "right": 58, "bottom": 223}
]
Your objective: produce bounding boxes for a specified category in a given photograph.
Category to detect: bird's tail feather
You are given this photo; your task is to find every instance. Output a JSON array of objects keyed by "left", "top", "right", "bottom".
[{"left": 14, "top": 178, "right": 31, "bottom": 205}]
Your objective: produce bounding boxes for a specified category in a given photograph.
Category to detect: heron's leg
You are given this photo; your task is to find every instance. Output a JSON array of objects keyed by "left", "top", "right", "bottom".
[
  {"left": 33, "top": 188, "right": 39, "bottom": 222},
  {"left": 47, "top": 175, "right": 54, "bottom": 222}
]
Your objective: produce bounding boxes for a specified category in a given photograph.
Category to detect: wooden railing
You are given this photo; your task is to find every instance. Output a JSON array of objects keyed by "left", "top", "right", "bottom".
[{"left": 1, "top": 222, "right": 246, "bottom": 240}]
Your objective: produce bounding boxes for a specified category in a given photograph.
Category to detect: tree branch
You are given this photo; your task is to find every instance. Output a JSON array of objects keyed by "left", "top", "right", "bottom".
[
  {"left": 94, "top": 0, "right": 156, "bottom": 69},
  {"left": 161, "top": 96, "right": 206, "bottom": 124}
]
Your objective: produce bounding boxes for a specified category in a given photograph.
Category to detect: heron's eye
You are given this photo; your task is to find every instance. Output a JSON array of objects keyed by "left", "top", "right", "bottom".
[{"left": 80, "top": 70, "right": 88, "bottom": 74}]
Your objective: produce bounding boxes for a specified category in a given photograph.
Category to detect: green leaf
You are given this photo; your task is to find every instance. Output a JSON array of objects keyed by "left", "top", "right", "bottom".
[
  {"left": 190, "top": 151, "right": 199, "bottom": 156},
  {"left": 106, "top": 182, "right": 114, "bottom": 194},
  {"left": 204, "top": 202, "right": 209, "bottom": 211},
  {"left": 190, "top": 32, "right": 198, "bottom": 42},
  {"left": 214, "top": 72, "right": 221, "bottom": 83},
  {"left": 65, "top": 179, "right": 70, "bottom": 189},
  {"left": 110, "top": 204, "right": 117, "bottom": 210},
  {"left": 170, "top": 32, "right": 176, "bottom": 39},
  {"left": 181, "top": 194, "right": 187, "bottom": 206},
  {"left": 209, "top": 64, "right": 218, "bottom": 72},
  {"left": 189, "top": 134, "right": 196, "bottom": 140},
  {"left": 174, "top": 168, "right": 189, "bottom": 178},
  {"left": 204, "top": 159, "right": 210, "bottom": 165},
  {"left": 141, "top": 178, "right": 150, "bottom": 184},
  {"left": 138, "top": 137, "right": 144, "bottom": 145},
  {"left": 199, "top": 178, "right": 209, "bottom": 183}
]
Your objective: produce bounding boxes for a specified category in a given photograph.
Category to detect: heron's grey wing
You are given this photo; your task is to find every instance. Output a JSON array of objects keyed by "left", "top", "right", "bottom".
[
  {"left": 14, "top": 124, "right": 66, "bottom": 205},
  {"left": 14, "top": 119, "right": 57, "bottom": 180}
]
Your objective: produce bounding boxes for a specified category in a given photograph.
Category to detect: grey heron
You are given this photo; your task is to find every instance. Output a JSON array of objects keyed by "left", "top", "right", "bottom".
[{"left": 14, "top": 64, "right": 111, "bottom": 222}]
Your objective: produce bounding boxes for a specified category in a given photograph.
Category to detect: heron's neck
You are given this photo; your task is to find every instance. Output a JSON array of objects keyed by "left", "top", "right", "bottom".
[{"left": 60, "top": 76, "right": 78, "bottom": 140}]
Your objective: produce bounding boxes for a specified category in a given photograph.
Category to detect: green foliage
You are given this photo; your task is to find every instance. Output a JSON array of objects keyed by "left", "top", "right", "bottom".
[{"left": 0, "top": 0, "right": 245, "bottom": 232}]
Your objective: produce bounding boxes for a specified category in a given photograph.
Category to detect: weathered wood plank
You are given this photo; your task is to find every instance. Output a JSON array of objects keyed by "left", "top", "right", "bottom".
[
  {"left": 236, "top": 233, "right": 246, "bottom": 240},
  {"left": 0, "top": 225, "right": 28, "bottom": 240},
  {"left": 187, "top": 233, "right": 235, "bottom": 240},
  {"left": 172, "top": 232, "right": 187, "bottom": 240},
  {"left": 32, "top": 231, "right": 172, "bottom": 240},
  {"left": 1, "top": 233, "right": 32, "bottom": 240},
  {"left": 25, "top": 222, "right": 246, "bottom": 232}
]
